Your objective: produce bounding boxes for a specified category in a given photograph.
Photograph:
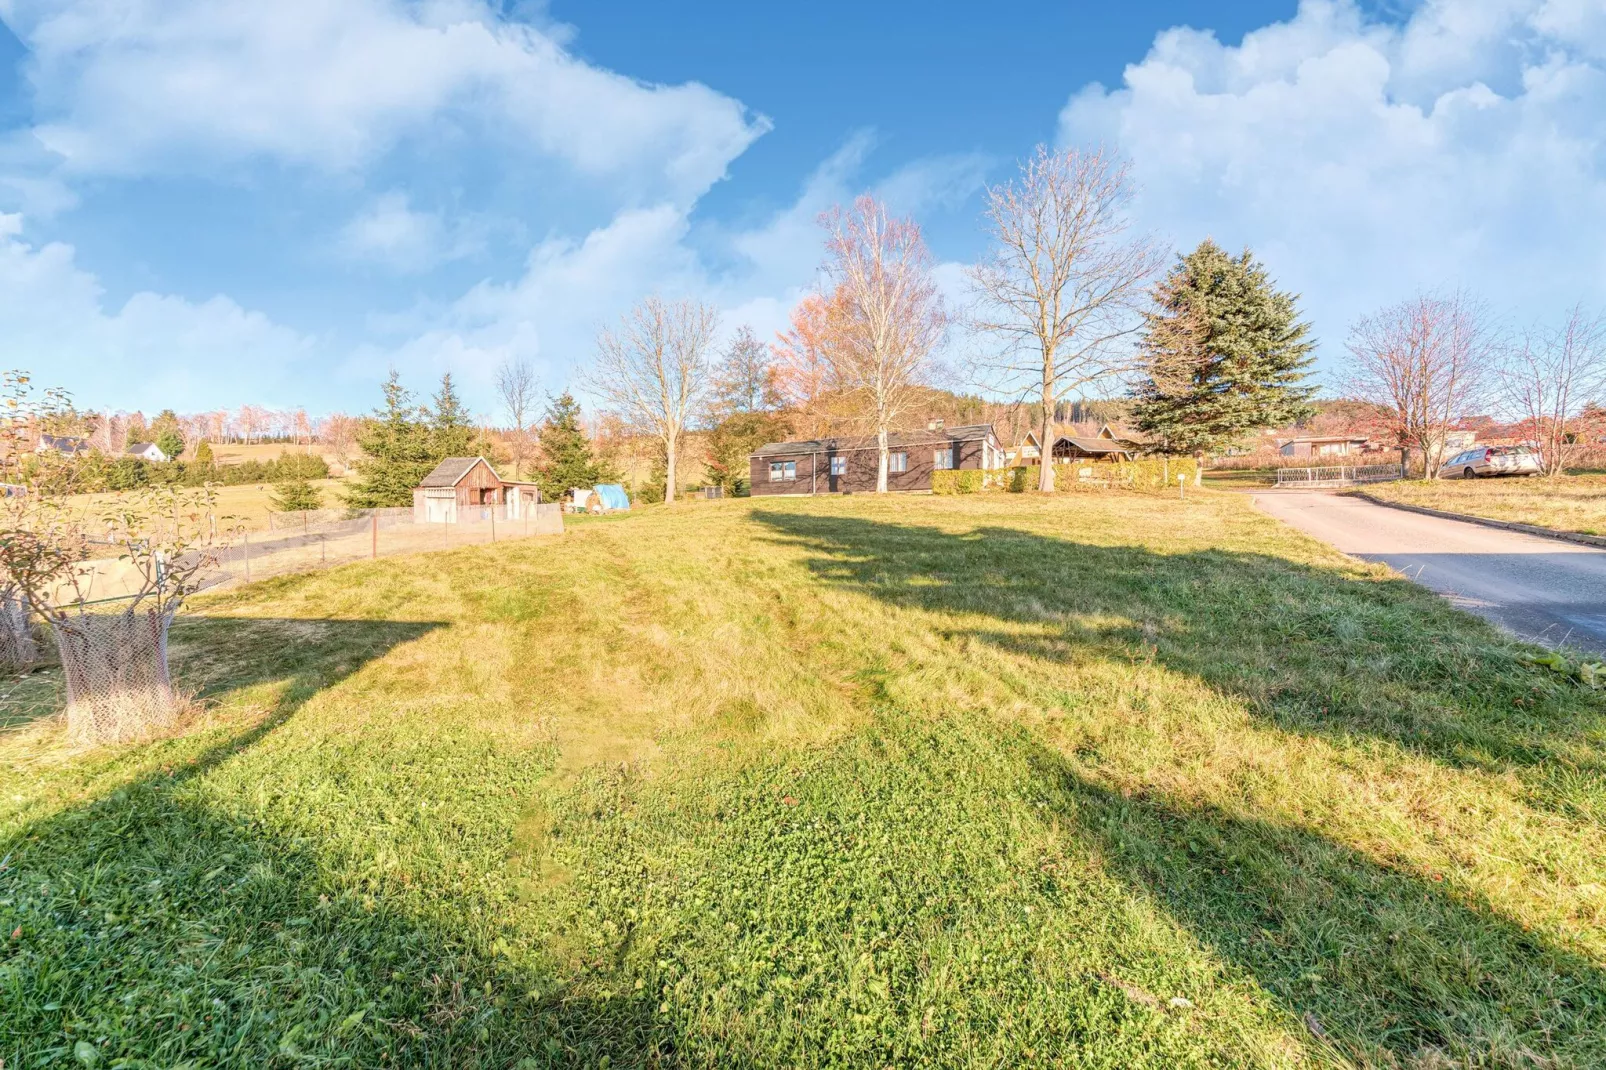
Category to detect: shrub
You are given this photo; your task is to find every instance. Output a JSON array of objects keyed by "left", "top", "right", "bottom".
[
  {"left": 271, "top": 477, "right": 324, "bottom": 513},
  {"left": 1001, "top": 467, "right": 1031, "bottom": 493},
  {"left": 934, "top": 469, "right": 985, "bottom": 494},
  {"left": 1106, "top": 456, "right": 1200, "bottom": 490}
]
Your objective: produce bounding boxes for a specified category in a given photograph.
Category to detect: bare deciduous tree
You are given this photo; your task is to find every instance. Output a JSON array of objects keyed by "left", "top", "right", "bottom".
[
  {"left": 590, "top": 297, "right": 717, "bottom": 504},
  {"left": 1345, "top": 291, "right": 1496, "bottom": 479},
  {"left": 966, "top": 145, "right": 1163, "bottom": 491},
  {"left": 318, "top": 413, "right": 361, "bottom": 476},
  {"left": 1499, "top": 306, "right": 1606, "bottom": 477},
  {"left": 820, "top": 195, "right": 946, "bottom": 493},
  {"left": 495, "top": 357, "right": 538, "bottom": 479}
]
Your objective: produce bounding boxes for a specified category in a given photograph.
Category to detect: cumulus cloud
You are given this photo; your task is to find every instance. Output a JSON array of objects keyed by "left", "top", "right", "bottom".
[
  {"left": 337, "top": 192, "right": 485, "bottom": 272},
  {"left": 1059, "top": 0, "right": 1606, "bottom": 370},
  {"left": 0, "top": 215, "right": 321, "bottom": 410},
  {"left": 0, "top": 0, "right": 768, "bottom": 205}
]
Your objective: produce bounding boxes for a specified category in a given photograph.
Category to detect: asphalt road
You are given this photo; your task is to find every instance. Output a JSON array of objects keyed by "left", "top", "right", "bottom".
[{"left": 1253, "top": 490, "right": 1606, "bottom": 654}]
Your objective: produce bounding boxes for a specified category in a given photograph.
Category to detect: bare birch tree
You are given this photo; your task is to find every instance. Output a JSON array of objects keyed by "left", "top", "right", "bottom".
[
  {"left": 1499, "top": 306, "right": 1606, "bottom": 477},
  {"left": 495, "top": 357, "right": 538, "bottom": 479},
  {"left": 966, "top": 145, "right": 1163, "bottom": 491},
  {"left": 820, "top": 195, "right": 946, "bottom": 493},
  {"left": 1344, "top": 291, "right": 1496, "bottom": 479},
  {"left": 589, "top": 297, "right": 717, "bottom": 504}
]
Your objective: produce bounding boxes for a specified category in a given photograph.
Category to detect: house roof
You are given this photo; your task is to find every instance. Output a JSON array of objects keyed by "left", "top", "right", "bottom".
[
  {"left": 126, "top": 442, "right": 160, "bottom": 453},
  {"left": 1019, "top": 421, "right": 1151, "bottom": 448},
  {"left": 1057, "top": 437, "right": 1132, "bottom": 454},
  {"left": 1279, "top": 435, "right": 1371, "bottom": 445},
  {"left": 751, "top": 424, "right": 997, "bottom": 459},
  {"left": 418, "top": 456, "right": 495, "bottom": 487}
]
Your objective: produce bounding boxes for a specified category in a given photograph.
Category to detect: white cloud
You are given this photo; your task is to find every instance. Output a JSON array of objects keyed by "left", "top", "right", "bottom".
[
  {"left": 337, "top": 191, "right": 484, "bottom": 272},
  {"left": 1059, "top": 0, "right": 1606, "bottom": 375},
  {"left": 0, "top": 0, "right": 768, "bottom": 205},
  {"left": 0, "top": 216, "right": 321, "bottom": 410}
]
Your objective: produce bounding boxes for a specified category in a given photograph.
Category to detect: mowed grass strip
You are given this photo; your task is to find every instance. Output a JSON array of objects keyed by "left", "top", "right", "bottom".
[
  {"left": 1360, "top": 474, "right": 1606, "bottom": 537},
  {"left": 3, "top": 490, "right": 1606, "bottom": 1067}
]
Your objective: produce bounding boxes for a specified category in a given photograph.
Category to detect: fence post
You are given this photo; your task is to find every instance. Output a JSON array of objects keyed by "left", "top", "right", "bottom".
[
  {"left": 371, "top": 513, "right": 377, "bottom": 560},
  {"left": 243, "top": 530, "right": 250, "bottom": 583}
]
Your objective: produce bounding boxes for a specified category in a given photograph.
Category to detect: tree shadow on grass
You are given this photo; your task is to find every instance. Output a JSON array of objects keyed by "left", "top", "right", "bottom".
[
  {"left": 1, "top": 615, "right": 686, "bottom": 1068},
  {"left": 751, "top": 509, "right": 1606, "bottom": 820},
  {"left": 1020, "top": 737, "right": 1606, "bottom": 1067}
]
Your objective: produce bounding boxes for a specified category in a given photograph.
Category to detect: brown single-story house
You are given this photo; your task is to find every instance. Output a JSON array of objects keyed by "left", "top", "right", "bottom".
[
  {"left": 1008, "top": 422, "right": 1149, "bottom": 465},
  {"left": 749, "top": 423, "right": 1004, "bottom": 495},
  {"left": 413, "top": 457, "right": 541, "bottom": 522},
  {"left": 1277, "top": 435, "right": 1373, "bottom": 458}
]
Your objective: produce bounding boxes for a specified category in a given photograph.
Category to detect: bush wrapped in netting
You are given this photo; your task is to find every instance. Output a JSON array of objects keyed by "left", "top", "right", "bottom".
[
  {"left": 53, "top": 602, "right": 182, "bottom": 743},
  {"left": 0, "top": 586, "right": 38, "bottom": 671}
]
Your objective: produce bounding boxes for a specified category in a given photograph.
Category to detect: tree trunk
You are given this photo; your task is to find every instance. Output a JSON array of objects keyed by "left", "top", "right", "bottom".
[
  {"left": 877, "top": 426, "right": 889, "bottom": 493},
  {"left": 665, "top": 433, "right": 678, "bottom": 504},
  {"left": 1037, "top": 374, "right": 1055, "bottom": 493}
]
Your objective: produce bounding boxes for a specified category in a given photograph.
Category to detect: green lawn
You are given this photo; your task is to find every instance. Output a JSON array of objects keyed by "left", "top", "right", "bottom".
[{"left": 4, "top": 491, "right": 1606, "bottom": 1067}]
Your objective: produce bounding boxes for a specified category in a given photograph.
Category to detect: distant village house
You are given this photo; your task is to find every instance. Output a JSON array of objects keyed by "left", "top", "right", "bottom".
[
  {"left": 749, "top": 422, "right": 1003, "bottom": 495},
  {"left": 125, "top": 442, "right": 170, "bottom": 463}
]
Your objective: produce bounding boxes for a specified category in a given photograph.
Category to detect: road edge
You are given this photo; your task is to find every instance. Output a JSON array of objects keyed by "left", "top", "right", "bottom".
[{"left": 1345, "top": 491, "right": 1606, "bottom": 549}]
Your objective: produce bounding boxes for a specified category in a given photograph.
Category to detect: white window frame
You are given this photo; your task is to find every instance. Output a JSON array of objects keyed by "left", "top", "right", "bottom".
[
  {"left": 830, "top": 455, "right": 846, "bottom": 476},
  {"left": 769, "top": 460, "right": 796, "bottom": 482},
  {"left": 933, "top": 448, "right": 955, "bottom": 471},
  {"left": 889, "top": 452, "right": 908, "bottom": 474}
]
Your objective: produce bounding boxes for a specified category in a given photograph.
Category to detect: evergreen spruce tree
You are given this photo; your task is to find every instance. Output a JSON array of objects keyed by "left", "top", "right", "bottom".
[
  {"left": 531, "top": 393, "right": 619, "bottom": 502},
  {"left": 343, "top": 372, "right": 438, "bottom": 508},
  {"left": 271, "top": 477, "right": 323, "bottom": 513},
  {"left": 193, "top": 439, "right": 214, "bottom": 466},
  {"left": 429, "top": 372, "right": 479, "bottom": 457},
  {"left": 1132, "top": 240, "right": 1317, "bottom": 473}
]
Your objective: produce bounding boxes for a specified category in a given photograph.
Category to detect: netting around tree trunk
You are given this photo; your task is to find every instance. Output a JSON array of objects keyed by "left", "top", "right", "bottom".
[
  {"left": 51, "top": 602, "right": 181, "bottom": 744},
  {"left": 0, "top": 587, "right": 37, "bottom": 671}
]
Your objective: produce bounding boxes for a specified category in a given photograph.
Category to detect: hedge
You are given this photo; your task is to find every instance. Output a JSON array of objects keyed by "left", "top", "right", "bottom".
[{"left": 932, "top": 469, "right": 985, "bottom": 495}]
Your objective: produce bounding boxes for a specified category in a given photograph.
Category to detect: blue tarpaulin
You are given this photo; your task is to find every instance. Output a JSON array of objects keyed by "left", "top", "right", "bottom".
[{"left": 593, "top": 484, "right": 631, "bottom": 511}]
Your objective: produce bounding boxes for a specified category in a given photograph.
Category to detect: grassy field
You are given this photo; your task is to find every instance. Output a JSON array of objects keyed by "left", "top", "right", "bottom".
[
  {"left": 1359, "top": 475, "right": 1606, "bottom": 536},
  {"left": 61, "top": 478, "right": 351, "bottom": 533},
  {"left": 5, "top": 491, "right": 1606, "bottom": 1067},
  {"left": 1203, "top": 467, "right": 1276, "bottom": 489}
]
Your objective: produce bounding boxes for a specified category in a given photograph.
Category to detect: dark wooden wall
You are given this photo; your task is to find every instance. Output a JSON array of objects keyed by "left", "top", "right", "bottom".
[{"left": 749, "top": 437, "right": 988, "bottom": 496}]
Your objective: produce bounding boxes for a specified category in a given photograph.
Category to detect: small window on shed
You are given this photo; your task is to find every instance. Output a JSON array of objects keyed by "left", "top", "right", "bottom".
[
  {"left": 889, "top": 452, "right": 908, "bottom": 474},
  {"left": 933, "top": 448, "right": 954, "bottom": 470},
  {"left": 769, "top": 460, "right": 796, "bottom": 482},
  {"left": 830, "top": 456, "right": 846, "bottom": 476}
]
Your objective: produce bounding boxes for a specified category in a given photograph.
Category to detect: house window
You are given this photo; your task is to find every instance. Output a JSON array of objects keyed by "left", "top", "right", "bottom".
[
  {"left": 889, "top": 452, "right": 908, "bottom": 474},
  {"left": 934, "top": 448, "right": 954, "bottom": 470},
  {"left": 769, "top": 460, "right": 796, "bottom": 482},
  {"left": 830, "top": 456, "right": 846, "bottom": 476}
]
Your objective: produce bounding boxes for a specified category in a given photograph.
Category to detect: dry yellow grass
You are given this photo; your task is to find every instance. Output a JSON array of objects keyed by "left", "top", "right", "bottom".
[
  {"left": 1359, "top": 474, "right": 1606, "bottom": 535},
  {"left": 59, "top": 478, "right": 350, "bottom": 532}
]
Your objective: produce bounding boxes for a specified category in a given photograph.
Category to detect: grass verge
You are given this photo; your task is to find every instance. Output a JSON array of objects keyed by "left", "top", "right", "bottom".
[
  {"left": 1359, "top": 474, "right": 1606, "bottom": 537},
  {"left": 4, "top": 491, "right": 1606, "bottom": 1067}
]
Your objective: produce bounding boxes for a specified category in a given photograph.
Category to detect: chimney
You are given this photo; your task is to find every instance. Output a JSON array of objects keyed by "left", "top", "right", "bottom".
[{"left": 927, "top": 418, "right": 944, "bottom": 432}]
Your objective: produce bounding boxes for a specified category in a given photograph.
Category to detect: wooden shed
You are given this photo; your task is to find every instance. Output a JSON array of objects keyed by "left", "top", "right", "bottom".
[{"left": 413, "top": 457, "right": 541, "bottom": 523}]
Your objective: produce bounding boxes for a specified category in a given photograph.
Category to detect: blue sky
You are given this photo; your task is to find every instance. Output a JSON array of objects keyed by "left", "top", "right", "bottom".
[{"left": 0, "top": 0, "right": 1601, "bottom": 419}]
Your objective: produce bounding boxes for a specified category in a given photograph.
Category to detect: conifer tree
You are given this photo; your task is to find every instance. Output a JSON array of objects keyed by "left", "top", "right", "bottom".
[
  {"left": 430, "top": 372, "right": 478, "bottom": 457},
  {"left": 194, "top": 439, "right": 214, "bottom": 466},
  {"left": 271, "top": 477, "right": 323, "bottom": 513},
  {"left": 531, "top": 393, "right": 618, "bottom": 502},
  {"left": 344, "top": 372, "right": 438, "bottom": 508},
  {"left": 1132, "top": 240, "right": 1316, "bottom": 475}
]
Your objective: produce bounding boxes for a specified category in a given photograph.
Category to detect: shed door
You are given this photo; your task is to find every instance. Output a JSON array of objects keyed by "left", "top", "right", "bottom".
[{"left": 424, "top": 489, "right": 456, "bottom": 523}]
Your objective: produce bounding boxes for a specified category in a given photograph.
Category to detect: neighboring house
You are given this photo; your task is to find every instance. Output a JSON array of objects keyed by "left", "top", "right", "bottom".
[
  {"left": 125, "top": 442, "right": 169, "bottom": 463},
  {"left": 1277, "top": 436, "right": 1372, "bottom": 459},
  {"left": 749, "top": 423, "right": 1003, "bottom": 496},
  {"left": 35, "top": 434, "right": 90, "bottom": 457},
  {"left": 412, "top": 456, "right": 541, "bottom": 523},
  {"left": 1010, "top": 422, "right": 1149, "bottom": 465}
]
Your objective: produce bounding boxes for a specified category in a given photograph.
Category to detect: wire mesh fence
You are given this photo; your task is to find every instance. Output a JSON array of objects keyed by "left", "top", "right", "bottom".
[
  {"left": 1274, "top": 464, "right": 1405, "bottom": 488},
  {"left": 203, "top": 503, "right": 565, "bottom": 588}
]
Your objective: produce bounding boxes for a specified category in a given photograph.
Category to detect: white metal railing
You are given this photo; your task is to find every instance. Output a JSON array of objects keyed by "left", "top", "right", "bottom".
[{"left": 1275, "top": 463, "right": 1404, "bottom": 488}]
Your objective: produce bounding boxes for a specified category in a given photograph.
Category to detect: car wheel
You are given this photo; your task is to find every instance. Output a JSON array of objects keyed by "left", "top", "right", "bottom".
[{"left": 1464, "top": 467, "right": 1477, "bottom": 479}]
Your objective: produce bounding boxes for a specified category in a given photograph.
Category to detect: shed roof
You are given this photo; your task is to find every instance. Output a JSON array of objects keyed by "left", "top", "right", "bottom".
[
  {"left": 1057, "top": 437, "right": 1131, "bottom": 454},
  {"left": 751, "top": 424, "right": 997, "bottom": 459},
  {"left": 418, "top": 456, "right": 494, "bottom": 487}
]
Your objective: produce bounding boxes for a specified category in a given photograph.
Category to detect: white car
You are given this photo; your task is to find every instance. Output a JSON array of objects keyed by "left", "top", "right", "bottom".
[{"left": 1437, "top": 444, "right": 1543, "bottom": 479}]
